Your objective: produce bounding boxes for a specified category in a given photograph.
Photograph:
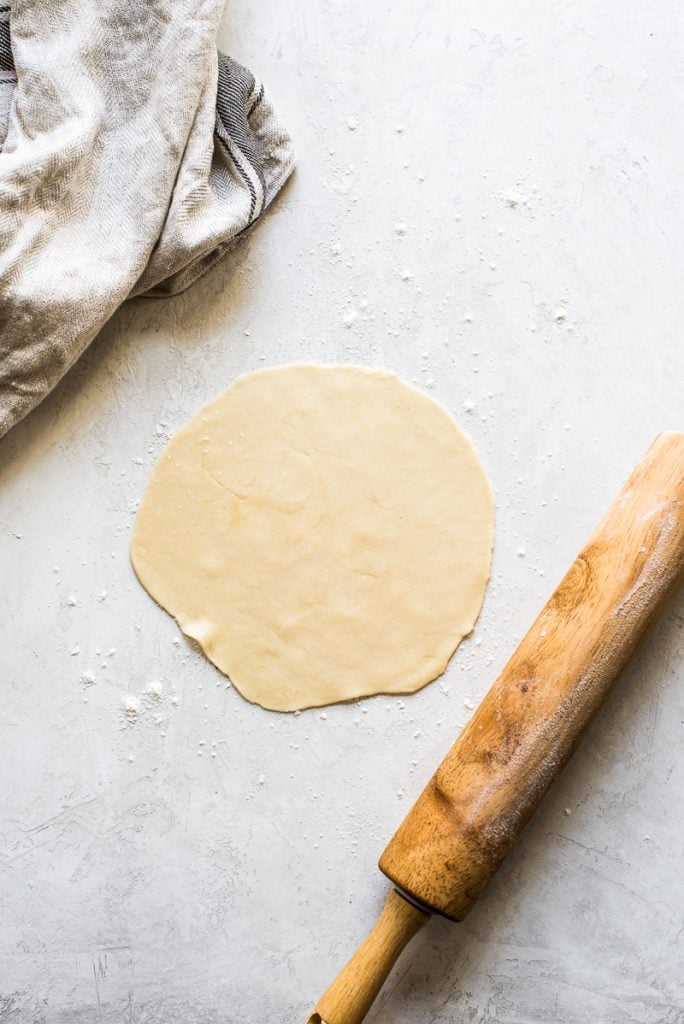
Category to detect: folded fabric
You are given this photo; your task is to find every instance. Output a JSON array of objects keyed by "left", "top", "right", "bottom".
[{"left": 0, "top": 1, "right": 294, "bottom": 438}]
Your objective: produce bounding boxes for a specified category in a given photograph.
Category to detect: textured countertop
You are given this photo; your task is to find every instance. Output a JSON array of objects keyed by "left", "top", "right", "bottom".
[{"left": 1, "top": 2, "right": 683, "bottom": 1022}]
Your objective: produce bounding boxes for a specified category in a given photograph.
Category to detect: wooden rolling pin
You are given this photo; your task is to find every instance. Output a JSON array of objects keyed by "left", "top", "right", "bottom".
[{"left": 307, "top": 432, "right": 684, "bottom": 1024}]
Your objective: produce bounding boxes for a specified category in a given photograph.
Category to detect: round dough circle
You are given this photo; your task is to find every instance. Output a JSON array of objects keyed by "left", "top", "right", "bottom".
[{"left": 131, "top": 365, "right": 494, "bottom": 711}]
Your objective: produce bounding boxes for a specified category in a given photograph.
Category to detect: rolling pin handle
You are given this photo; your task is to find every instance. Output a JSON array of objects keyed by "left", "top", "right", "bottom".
[{"left": 306, "top": 889, "right": 430, "bottom": 1024}]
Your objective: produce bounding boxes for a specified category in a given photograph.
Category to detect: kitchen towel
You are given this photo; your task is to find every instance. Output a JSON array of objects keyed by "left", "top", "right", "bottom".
[{"left": 0, "top": 1, "right": 294, "bottom": 438}]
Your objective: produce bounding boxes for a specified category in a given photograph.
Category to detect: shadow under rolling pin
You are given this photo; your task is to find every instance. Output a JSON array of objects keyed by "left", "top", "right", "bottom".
[{"left": 306, "top": 432, "right": 684, "bottom": 1024}]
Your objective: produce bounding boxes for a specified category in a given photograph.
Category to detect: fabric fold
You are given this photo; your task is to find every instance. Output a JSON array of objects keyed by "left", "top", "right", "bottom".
[{"left": 0, "top": 1, "right": 295, "bottom": 438}]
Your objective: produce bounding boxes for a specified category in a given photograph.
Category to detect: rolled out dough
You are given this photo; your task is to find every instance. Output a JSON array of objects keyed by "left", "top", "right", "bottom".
[{"left": 131, "top": 365, "right": 494, "bottom": 711}]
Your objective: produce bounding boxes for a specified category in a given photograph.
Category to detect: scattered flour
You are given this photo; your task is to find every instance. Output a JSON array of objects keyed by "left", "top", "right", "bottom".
[{"left": 122, "top": 695, "right": 140, "bottom": 719}]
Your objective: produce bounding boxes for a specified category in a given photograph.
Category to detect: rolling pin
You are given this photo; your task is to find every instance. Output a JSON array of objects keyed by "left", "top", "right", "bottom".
[{"left": 307, "top": 432, "right": 684, "bottom": 1024}]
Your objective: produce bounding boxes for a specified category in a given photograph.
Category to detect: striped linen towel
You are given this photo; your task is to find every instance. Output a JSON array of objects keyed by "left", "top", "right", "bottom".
[{"left": 0, "top": 1, "right": 294, "bottom": 438}]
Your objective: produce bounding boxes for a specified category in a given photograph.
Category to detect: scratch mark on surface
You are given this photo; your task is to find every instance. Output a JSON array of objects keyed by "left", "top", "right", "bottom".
[
  {"left": 93, "top": 962, "right": 102, "bottom": 1019},
  {"left": 549, "top": 831, "right": 622, "bottom": 864},
  {"left": 25, "top": 795, "right": 101, "bottom": 836}
]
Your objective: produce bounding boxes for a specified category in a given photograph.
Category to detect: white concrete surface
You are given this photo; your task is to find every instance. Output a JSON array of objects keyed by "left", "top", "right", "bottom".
[{"left": 1, "top": 2, "right": 683, "bottom": 1022}]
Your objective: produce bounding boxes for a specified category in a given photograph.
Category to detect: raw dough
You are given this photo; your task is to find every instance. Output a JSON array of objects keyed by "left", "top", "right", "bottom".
[{"left": 131, "top": 365, "right": 494, "bottom": 711}]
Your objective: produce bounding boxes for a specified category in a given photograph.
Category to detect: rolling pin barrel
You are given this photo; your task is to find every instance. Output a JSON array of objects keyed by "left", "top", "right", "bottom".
[
  {"left": 308, "top": 433, "right": 684, "bottom": 1024},
  {"left": 379, "top": 432, "right": 684, "bottom": 919}
]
